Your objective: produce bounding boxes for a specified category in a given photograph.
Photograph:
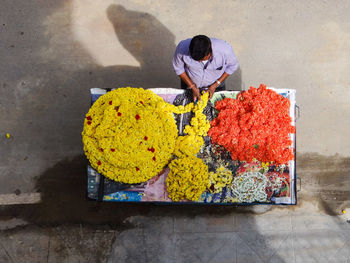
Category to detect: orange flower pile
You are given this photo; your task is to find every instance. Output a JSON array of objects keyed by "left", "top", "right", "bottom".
[{"left": 208, "top": 84, "right": 295, "bottom": 164}]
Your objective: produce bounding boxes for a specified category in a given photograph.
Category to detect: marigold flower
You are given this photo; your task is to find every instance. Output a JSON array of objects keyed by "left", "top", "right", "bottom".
[
  {"left": 82, "top": 87, "right": 202, "bottom": 184},
  {"left": 166, "top": 157, "right": 209, "bottom": 201},
  {"left": 208, "top": 84, "right": 295, "bottom": 164}
]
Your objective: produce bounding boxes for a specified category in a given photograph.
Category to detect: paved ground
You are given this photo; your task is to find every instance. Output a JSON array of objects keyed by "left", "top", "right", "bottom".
[
  {"left": 1, "top": 206, "right": 350, "bottom": 263},
  {"left": 0, "top": 0, "right": 350, "bottom": 262}
]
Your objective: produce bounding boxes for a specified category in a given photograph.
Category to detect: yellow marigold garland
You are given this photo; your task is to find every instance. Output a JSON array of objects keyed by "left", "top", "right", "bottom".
[
  {"left": 173, "top": 93, "right": 210, "bottom": 158},
  {"left": 166, "top": 92, "right": 211, "bottom": 201},
  {"left": 173, "top": 135, "right": 204, "bottom": 158},
  {"left": 82, "top": 87, "right": 195, "bottom": 184}
]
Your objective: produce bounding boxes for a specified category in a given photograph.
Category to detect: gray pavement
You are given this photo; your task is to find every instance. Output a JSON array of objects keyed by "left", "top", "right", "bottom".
[
  {"left": 109, "top": 213, "right": 350, "bottom": 263},
  {"left": 1, "top": 0, "right": 350, "bottom": 262},
  {"left": 0, "top": 210, "right": 349, "bottom": 263}
]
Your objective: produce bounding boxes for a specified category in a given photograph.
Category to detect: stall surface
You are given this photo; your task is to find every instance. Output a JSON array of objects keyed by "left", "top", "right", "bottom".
[{"left": 87, "top": 88, "right": 297, "bottom": 205}]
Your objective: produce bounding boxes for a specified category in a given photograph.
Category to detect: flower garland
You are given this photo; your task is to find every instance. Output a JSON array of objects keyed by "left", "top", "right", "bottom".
[
  {"left": 166, "top": 92, "right": 210, "bottom": 201},
  {"left": 82, "top": 87, "right": 196, "bottom": 184},
  {"left": 208, "top": 84, "right": 295, "bottom": 164},
  {"left": 173, "top": 92, "right": 210, "bottom": 158}
]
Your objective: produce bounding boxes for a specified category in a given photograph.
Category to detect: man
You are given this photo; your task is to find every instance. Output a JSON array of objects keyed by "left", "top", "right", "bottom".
[{"left": 172, "top": 35, "right": 238, "bottom": 101}]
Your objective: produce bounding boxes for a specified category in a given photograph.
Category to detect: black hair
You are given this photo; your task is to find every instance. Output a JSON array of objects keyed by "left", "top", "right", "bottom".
[{"left": 189, "top": 35, "right": 212, "bottom": 61}]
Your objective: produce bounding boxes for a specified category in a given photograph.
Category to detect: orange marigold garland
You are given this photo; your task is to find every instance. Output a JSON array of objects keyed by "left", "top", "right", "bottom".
[{"left": 208, "top": 84, "right": 295, "bottom": 164}]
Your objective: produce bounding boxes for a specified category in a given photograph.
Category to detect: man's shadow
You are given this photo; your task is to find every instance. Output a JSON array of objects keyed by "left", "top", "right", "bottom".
[{"left": 93, "top": 5, "right": 179, "bottom": 89}]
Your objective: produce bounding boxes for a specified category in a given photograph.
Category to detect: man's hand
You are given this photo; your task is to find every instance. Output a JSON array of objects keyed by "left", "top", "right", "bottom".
[
  {"left": 191, "top": 86, "right": 201, "bottom": 102},
  {"left": 207, "top": 83, "right": 218, "bottom": 99}
]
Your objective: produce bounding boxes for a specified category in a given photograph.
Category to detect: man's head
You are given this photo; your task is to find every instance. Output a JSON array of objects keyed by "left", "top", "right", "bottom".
[{"left": 189, "top": 35, "right": 212, "bottom": 61}]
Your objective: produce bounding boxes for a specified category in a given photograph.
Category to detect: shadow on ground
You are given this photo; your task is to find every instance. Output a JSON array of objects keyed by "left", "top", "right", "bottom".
[
  {"left": 296, "top": 152, "right": 350, "bottom": 215},
  {"left": 1, "top": 155, "right": 268, "bottom": 228},
  {"left": 2, "top": 152, "right": 348, "bottom": 227}
]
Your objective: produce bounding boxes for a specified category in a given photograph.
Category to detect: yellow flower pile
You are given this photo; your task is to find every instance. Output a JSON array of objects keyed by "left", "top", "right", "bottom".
[
  {"left": 166, "top": 92, "right": 211, "bottom": 201},
  {"left": 82, "top": 87, "right": 195, "bottom": 184},
  {"left": 207, "top": 166, "right": 233, "bottom": 194},
  {"left": 166, "top": 157, "right": 209, "bottom": 201}
]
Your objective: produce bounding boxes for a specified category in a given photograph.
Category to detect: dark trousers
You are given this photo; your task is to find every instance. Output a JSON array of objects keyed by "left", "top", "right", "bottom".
[{"left": 180, "top": 80, "right": 226, "bottom": 92}]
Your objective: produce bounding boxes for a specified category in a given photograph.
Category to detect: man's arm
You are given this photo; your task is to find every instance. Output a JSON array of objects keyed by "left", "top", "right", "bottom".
[
  {"left": 207, "top": 72, "right": 230, "bottom": 99},
  {"left": 179, "top": 72, "right": 201, "bottom": 101},
  {"left": 224, "top": 42, "right": 239, "bottom": 75}
]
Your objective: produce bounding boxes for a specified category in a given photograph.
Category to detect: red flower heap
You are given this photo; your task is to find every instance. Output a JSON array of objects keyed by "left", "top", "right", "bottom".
[{"left": 208, "top": 84, "right": 295, "bottom": 164}]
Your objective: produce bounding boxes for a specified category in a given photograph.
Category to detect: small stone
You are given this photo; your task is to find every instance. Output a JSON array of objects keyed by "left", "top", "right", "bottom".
[{"left": 14, "top": 189, "right": 21, "bottom": 195}]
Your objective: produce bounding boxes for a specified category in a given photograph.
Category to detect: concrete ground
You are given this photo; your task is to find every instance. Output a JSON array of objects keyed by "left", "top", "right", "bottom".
[{"left": 0, "top": 0, "right": 349, "bottom": 262}]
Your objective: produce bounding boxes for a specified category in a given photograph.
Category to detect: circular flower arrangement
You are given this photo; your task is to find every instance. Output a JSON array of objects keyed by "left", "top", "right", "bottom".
[
  {"left": 82, "top": 87, "right": 194, "bottom": 184},
  {"left": 208, "top": 84, "right": 295, "bottom": 164}
]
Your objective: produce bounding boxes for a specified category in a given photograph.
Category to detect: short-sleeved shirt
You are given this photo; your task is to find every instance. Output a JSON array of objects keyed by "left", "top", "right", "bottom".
[{"left": 172, "top": 38, "right": 239, "bottom": 88}]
